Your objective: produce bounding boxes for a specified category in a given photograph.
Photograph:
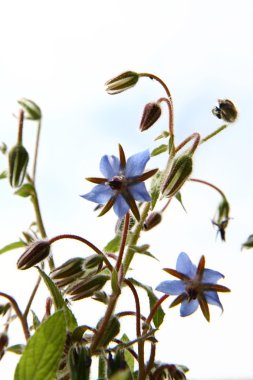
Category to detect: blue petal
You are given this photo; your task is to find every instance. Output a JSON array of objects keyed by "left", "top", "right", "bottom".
[
  {"left": 125, "top": 150, "right": 150, "bottom": 177},
  {"left": 203, "top": 268, "right": 224, "bottom": 284},
  {"left": 129, "top": 183, "right": 151, "bottom": 202},
  {"left": 205, "top": 291, "right": 223, "bottom": 311},
  {"left": 81, "top": 184, "right": 113, "bottom": 204},
  {"left": 156, "top": 280, "right": 185, "bottom": 295},
  {"left": 113, "top": 194, "right": 130, "bottom": 219},
  {"left": 100, "top": 155, "right": 120, "bottom": 179},
  {"left": 176, "top": 252, "right": 196, "bottom": 278},
  {"left": 180, "top": 299, "right": 199, "bottom": 317}
]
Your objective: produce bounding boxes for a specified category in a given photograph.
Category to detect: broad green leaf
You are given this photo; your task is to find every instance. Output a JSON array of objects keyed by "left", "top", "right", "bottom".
[
  {"left": 0, "top": 241, "right": 26, "bottom": 255},
  {"left": 7, "top": 344, "right": 25, "bottom": 355},
  {"left": 0, "top": 170, "right": 7, "bottom": 179},
  {"left": 36, "top": 267, "right": 77, "bottom": 331},
  {"left": 15, "top": 183, "right": 35, "bottom": 197},
  {"left": 150, "top": 170, "right": 163, "bottom": 210},
  {"left": 151, "top": 144, "right": 167, "bottom": 157},
  {"left": 128, "top": 278, "right": 165, "bottom": 329},
  {"left": 14, "top": 311, "right": 66, "bottom": 380},
  {"left": 121, "top": 334, "right": 134, "bottom": 373},
  {"left": 104, "top": 235, "right": 121, "bottom": 253}
]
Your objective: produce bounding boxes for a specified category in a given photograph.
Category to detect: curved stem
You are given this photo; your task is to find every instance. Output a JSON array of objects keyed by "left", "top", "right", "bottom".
[
  {"left": 48, "top": 234, "right": 113, "bottom": 272},
  {"left": 123, "top": 202, "right": 151, "bottom": 274},
  {"left": 0, "top": 292, "right": 30, "bottom": 341},
  {"left": 145, "top": 294, "right": 169, "bottom": 327},
  {"left": 24, "top": 276, "right": 41, "bottom": 319},
  {"left": 175, "top": 132, "right": 200, "bottom": 155},
  {"left": 158, "top": 97, "right": 175, "bottom": 155},
  {"left": 189, "top": 178, "right": 227, "bottom": 199},
  {"left": 32, "top": 119, "right": 42, "bottom": 182},
  {"left": 116, "top": 213, "right": 130, "bottom": 272},
  {"left": 124, "top": 279, "right": 145, "bottom": 380},
  {"left": 139, "top": 73, "right": 173, "bottom": 101}
]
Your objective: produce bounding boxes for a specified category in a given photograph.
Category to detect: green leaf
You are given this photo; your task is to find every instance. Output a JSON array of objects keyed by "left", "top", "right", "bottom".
[
  {"left": 175, "top": 192, "right": 187, "bottom": 212},
  {"left": 0, "top": 170, "right": 7, "bottom": 179},
  {"left": 7, "top": 344, "right": 26, "bottom": 355},
  {"left": 0, "top": 241, "right": 26, "bottom": 255},
  {"left": 151, "top": 144, "right": 167, "bottom": 157},
  {"left": 111, "top": 268, "right": 120, "bottom": 293},
  {"left": 36, "top": 267, "right": 77, "bottom": 331},
  {"left": 128, "top": 245, "right": 158, "bottom": 261},
  {"left": 128, "top": 278, "right": 165, "bottom": 329},
  {"left": 154, "top": 130, "right": 169, "bottom": 141},
  {"left": 31, "top": 310, "right": 41, "bottom": 330},
  {"left": 150, "top": 170, "right": 163, "bottom": 210},
  {"left": 104, "top": 235, "right": 121, "bottom": 253},
  {"left": 14, "top": 311, "right": 66, "bottom": 380},
  {"left": 121, "top": 334, "right": 134, "bottom": 373},
  {"left": 15, "top": 183, "right": 35, "bottom": 197},
  {"left": 242, "top": 234, "right": 253, "bottom": 250}
]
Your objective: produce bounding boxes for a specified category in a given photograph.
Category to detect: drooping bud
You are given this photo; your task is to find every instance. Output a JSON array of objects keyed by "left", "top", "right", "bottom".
[
  {"left": 50, "top": 258, "right": 85, "bottom": 280},
  {"left": 17, "top": 98, "right": 42, "bottom": 120},
  {"left": 8, "top": 144, "right": 29, "bottom": 188},
  {"left": 17, "top": 240, "right": 50, "bottom": 270},
  {"left": 107, "top": 350, "right": 128, "bottom": 377},
  {"left": 161, "top": 154, "right": 193, "bottom": 198},
  {"left": 212, "top": 99, "right": 238, "bottom": 123},
  {"left": 105, "top": 71, "right": 139, "bottom": 95},
  {"left": 95, "top": 315, "right": 120, "bottom": 349},
  {"left": 143, "top": 212, "right": 162, "bottom": 230},
  {"left": 83, "top": 254, "right": 104, "bottom": 270},
  {"left": 68, "top": 344, "right": 91, "bottom": 380},
  {"left": 67, "top": 274, "right": 109, "bottom": 301},
  {"left": 0, "top": 332, "right": 8, "bottom": 360},
  {"left": 140, "top": 102, "right": 162, "bottom": 132}
]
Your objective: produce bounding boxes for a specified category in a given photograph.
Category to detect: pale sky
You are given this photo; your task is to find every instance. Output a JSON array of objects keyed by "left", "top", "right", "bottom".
[{"left": 0, "top": 1, "right": 253, "bottom": 379}]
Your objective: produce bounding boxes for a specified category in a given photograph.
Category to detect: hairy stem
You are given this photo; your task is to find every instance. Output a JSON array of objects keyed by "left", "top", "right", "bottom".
[
  {"left": 201, "top": 124, "right": 228, "bottom": 144},
  {"left": 116, "top": 213, "right": 130, "bottom": 272}
]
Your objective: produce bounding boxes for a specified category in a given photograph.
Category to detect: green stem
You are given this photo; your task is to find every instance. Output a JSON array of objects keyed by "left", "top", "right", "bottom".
[
  {"left": 123, "top": 202, "right": 151, "bottom": 274},
  {"left": 116, "top": 213, "right": 130, "bottom": 272},
  {"left": 139, "top": 72, "right": 173, "bottom": 101},
  {"left": 158, "top": 97, "right": 175, "bottom": 155},
  {"left": 0, "top": 292, "right": 30, "bottom": 341},
  {"left": 201, "top": 124, "right": 228, "bottom": 144},
  {"left": 17, "top": 109, "right": 24, "bottom": 145},
  {"left": 24, "top": 276, "right": 41, "bottom": 319},
  {"left": 175, "top": 132, "right": 200, "bottom": 154},
  {"left": 32, "top": 119, "right": 42, "bottom": 182}
]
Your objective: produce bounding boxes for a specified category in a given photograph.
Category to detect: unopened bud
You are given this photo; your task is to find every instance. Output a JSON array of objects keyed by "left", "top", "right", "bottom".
[
  {"left": 17, "top": 98, "right": 42, "bottom": 120},
  {"left": 216, "top": 198, "right": 230, "bottom": 224},
  {"left": 8, "top": 144, "right": 29, "bottom": 188},
  {"left": 50, "top": 258, "right": 85, "bottom": 280},
  {"left": 140, "top": 102, "right": 162, "bottom": 132},
  {"left": 17, "top": 240, "right": 50, "bottom": 270},
  {"left": 107, "top": 350, "right": 127, "bottom": 377},
  {"left": 161, "top": 155, "right": 193, "bottom": 198},
  {"left": 95, "top": 315, "right": 120, "bottom": 348},
  {"left": 0, "top": 332, "right": 8, "bottom": 360},
  {"left": 67, "top": 274, "right": 109, "bottom": 301},
  {"left": 143, "top": 212, "right": 162, "bottom": 230},
  {"left": 105, "top": 71, "right": 139, "bottom": 95},
  {"left": 84, "top": 254, "right": 103, "bottom": 270},
  {"left": 212, "top": 99, "right": 238, "bottom": 123},
  {"left": 68, "top": 344, "right": 91, "bottom": 380}
]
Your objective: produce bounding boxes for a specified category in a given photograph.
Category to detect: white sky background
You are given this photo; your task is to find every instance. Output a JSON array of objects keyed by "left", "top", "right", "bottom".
[{"left": 0, "top": 0, "right": 253, "bottom": 379}]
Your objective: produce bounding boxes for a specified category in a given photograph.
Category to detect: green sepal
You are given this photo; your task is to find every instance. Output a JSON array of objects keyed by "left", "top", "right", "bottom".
[
  {"left": 14, "top": 183, "right": 35, "bottom": 197},
  {"left": 0, "top": 240, "right": 26, "bottom": 255},
  {"left": 120, "top": 334, "right": 134, "bottom": 373},
  {"left": 128, "top": 245, "right": 158, "bottom": 261},
  {"left": 154, "top": 130, "right": 169, "bottom": 141},
  {"left": 151, "top": 144, "right": 167, "bottom": 157},
  {"left": 242, "top": 234, "right": 253, "bottom": 250},
  {"left": 175, "top": 192, "right": 187, "bottom": 212},
  {"left": 17, "top": 98, "right": 42, "bottom": 120},
  {"left": 7, "top": 344, "right": 26, "bottom": 355},
  {"left": 128, "top": 278, "right": 165, "bottom": 329},
  {"left": 0, "top": 170, "right": 7, "bottom": 179},
  {"left": 31, "top": 310, "right": 41, "bottom": 330},
  {"left": 14, "top": 311, "right": 66, "bottom": 380},
  {"left": 36, "top": 267, "right": 77, "bottom": 331}
]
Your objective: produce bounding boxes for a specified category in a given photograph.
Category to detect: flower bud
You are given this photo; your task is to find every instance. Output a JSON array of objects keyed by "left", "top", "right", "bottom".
[
  {"left": 107, "top": 350, "right": 127, "bottom": 377},
  {"left": 8, "top": 144, "right": 29, "bottom": 188},
  {"left": 161, "top": 155, "right": 193, "bottom": 198},
  {"left": 0, "top": 332, "right": 8, "bottom": 360},
  {"left": 17, "top": 240, "right": 50, "bottom": 270},
  {"left": 68, "top": 344, "right": 91, "bottom": 380},
  {"left": 140, "top": 102, "right": 162, "bottom": 132},
  {"left": 50, "top": 258, "right": 85, "bottom": 280},
  {"left": 17, "top": 98, "right": 42, "bottom": 120},
  {"left": 83, "top": 254, "right": 103, "bottom": 270},
  {"left": 95, "top": 315, "right": 120, "bottom": 348},
  {"left": 67, "top": 274, "right": 109, "bottom": 301},
  {"left": 105, "top": 71, "right": 139, "bottom": 95},
  {"left": 143, "top": 212, "right": 162, "bottom": 230},
  {"left": 212, "top": 99, "right": 238, "bottom": 123}
]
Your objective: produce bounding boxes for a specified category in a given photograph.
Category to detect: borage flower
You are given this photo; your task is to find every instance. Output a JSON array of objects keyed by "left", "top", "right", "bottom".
[
  {"left": 156, "top": 252, "right": 230, "bottom": 321},
  {"left": 81, "top": 145, "right": 157, "bottom": 221}
]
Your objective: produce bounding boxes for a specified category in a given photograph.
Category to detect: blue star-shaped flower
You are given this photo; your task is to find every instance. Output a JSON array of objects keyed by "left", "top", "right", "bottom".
[
  {"left": 81, "top": 145, "right": 157, "bottom": 220},
  {"left": 156, "top": 252, "right": 230, "bottom": 321}
]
